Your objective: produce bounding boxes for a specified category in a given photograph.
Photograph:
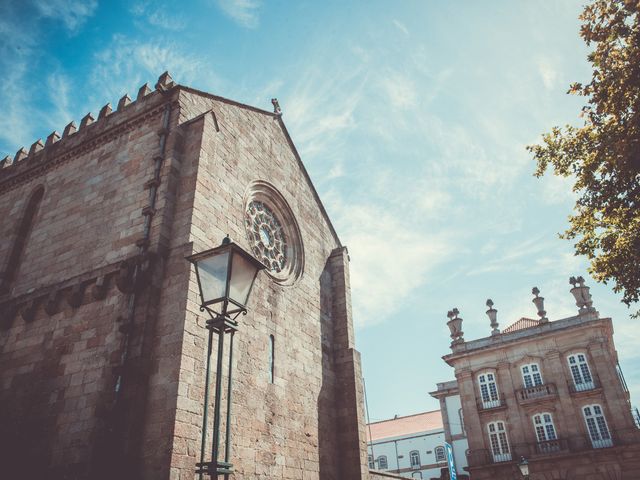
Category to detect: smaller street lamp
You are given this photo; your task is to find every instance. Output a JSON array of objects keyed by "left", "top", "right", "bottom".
[
  {"left": 518, "top": 456, "right": 530, "bottom": 480},
  {"left": 187, "top": 236, "right": 266, "bottom": 479}
]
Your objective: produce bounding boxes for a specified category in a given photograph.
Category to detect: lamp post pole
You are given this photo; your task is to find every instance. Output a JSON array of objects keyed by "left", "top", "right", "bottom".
[
  {"left": 188, "top": 237, "right": 266, "bottom": 479},
  {"left": 197, "top": 314, "right": 237, "bottom": 479}
]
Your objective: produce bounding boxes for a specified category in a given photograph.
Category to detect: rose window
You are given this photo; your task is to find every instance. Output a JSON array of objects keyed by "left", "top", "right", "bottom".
[{"left": 245, "top": 201, "right": 288, "bottom": 273}]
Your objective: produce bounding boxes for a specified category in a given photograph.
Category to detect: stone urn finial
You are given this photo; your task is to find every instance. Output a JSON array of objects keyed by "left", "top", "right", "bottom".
[
  {"left": 569, "top": 275, "right": 596, "bottom": 315},
  {"left": 486, "top": 298, "right": 499, "bottom": 336},
  {"left": 447, "top": 308, "right": 464, "bottom": 346},
  {"left": 531, "top": 287, "right": 549, "bottom": 323}
]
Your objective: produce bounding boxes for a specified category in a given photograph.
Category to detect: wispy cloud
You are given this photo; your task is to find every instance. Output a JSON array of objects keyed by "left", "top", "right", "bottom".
[
  {"left": 393, "top": 19, "right": 410, "bottom": 37},
  {"left": 0, "top": 4, "right": 40, "bottom": 150},
  {"left": 285, "top": 63, "right": 366, "bottom": 162},
  {"left": 44, "top": 72, "right": 74, "bottom": 131},
  {"left": 90, "top": 35, "right": 213, "bottom": 105},
  {"left": 33, "top": 0, "right": 97, "bottom": 33},
  {"left": 216, "top": 0, "right": 262, "bottom": 28},
  {"left": 467, "top": 235, "right": 583, "bottom": 279},
  {"left": 536, "top": 56, "right": 559, "bottom": 90},
  {"left": 131, "top": 1, "right": 187, "bottom": 31},
  {"left": 379, "top": 71, "right": 417, "bottom": 109},
  {"left": 0, "top": 63, "right": 32, "bottom": 152},
  {"left": 538, "top": 172, "right": 577, "bottom": 205},
  {"left": 327, "top": 199, "right": 455, "bottom": 327}
]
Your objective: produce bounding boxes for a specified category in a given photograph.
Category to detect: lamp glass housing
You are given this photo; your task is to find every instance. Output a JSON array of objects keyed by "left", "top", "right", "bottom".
[
  {"left": 198, "top": 251, "right": 230, "bottom": 305},
  {"left": 518, "top": 458, "right": 530, "bottom": 476},
  {"left": 229, "top": 253, "right": 258, "bottom": 306},
  {"left": 188, "top": 240, "right": 266, "bottom": 316}
]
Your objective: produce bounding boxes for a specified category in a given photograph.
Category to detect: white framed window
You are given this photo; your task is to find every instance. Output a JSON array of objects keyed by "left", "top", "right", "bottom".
[
  {"left": 532, "top": 412, "right": 560, "bottom": 452},
  {"left": 410, "top": 450, "right": 420, "bottom": 469},
  {"left": 533, "top": 412, "right": 557, "bottom": 441},
  {"left": 478, "top": 372, "right": 500, "bottom": 408},
  {"left": 583, "top": 404, "right": 613, "bottom": 448},
  {"left": 368, "top": 454, "right": 374, "bottom": 469},
  {"left": 378, "top": 455, "right": 388, "bottom": 470},
  {"left": 522, "top": 363, "right": 543, "bottom": 388},
  {"left": 487, "top": 421, "right": 511, "bottom": 462},
  {"left": 568, "top": 353, "right": 594, "bottom": 391},
  {"left": 411, "top": 473, "right": 423, "bottom": 479},
  {"left": 434, "top": 446, "right": 446, "bottom": 462}
]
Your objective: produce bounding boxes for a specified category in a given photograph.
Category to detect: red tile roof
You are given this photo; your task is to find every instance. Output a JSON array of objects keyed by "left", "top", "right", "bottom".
[
  {"left": 503, "top": 317, "right": 540, "bottom": 333},
  {"left": 367, "top": 410, "right": 443, "bottom": 441}
]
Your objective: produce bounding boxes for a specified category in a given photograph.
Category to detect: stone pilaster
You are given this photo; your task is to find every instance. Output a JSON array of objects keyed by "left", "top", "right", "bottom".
[{"left": 329, "top": 246, "right": 370, "bottom": 479}]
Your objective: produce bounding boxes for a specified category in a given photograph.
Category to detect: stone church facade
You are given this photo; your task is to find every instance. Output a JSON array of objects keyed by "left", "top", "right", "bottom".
[{"left": 0, "top": 73, "right": 370, "bottom": 480}]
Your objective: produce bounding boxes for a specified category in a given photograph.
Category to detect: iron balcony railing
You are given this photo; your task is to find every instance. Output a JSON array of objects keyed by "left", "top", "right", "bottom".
[
  {"left": 466, "top": 427, "right": 640, "bottom": 468},
  {"left": 516, "top": 383, "right": 558, "bottom": 404},
  {"left": 477, "top": 395, "right": 506, "bottom": 412},
  {"left": 568, "top": 377, "right": 601, "bottom": 394}
]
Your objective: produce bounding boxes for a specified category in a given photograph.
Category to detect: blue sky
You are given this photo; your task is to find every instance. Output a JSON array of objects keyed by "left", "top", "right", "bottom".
[{"left": 1, "top": 0, "right": 638, "bottom": 422}]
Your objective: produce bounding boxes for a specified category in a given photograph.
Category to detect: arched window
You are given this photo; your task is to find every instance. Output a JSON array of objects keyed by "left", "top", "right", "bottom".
[
  {"left": 377, "top": 455, "right": 388, "bottom": 470},
  {"left": 411, "top": 472, "right": 423, "bottom": 479},
  {"left": 532, "top": 413, "right": 559, "bottom": 452},
  {"left": 434, "top": 446, "right": 446, "bottom": 462},
  {"left": 1, "top": 186, "right": 44, "bottom": 294},
  {"left": 409, "top": 450, "right": 420, "bottom": 468},
  {"left": 568, "top": 353, "right": 594, "bottom": 391},
  {"left": 478, "top": 372, "right": 500, "bottom": 408},
  {"left": 583, "top": 404, "right": 613, "bottom": 448},
  {"left": 268, "top": 334, "right": 275, "bottom": 383},
  {"left": 487, "top": 421, "right": 511, "bottom": 462},
  {"left": 521, "top": 363, "right": 543, "bottom": 388},
  {"left": 367, "top": 454, "right": 374, "bottom": 469}
]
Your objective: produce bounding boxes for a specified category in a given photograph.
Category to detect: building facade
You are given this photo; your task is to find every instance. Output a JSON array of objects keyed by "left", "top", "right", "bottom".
[
  {"left": 441, "top": 279, "right": 640, "bottom": 479},
  {"left": 366, "top": 411, "right": 454, "bottom": 479},
  {"left": 429, "top": 381, "right": 469, "bottom": 479},
  {"left": 0, "top": 73, "right": 370, "bottom": 479}
]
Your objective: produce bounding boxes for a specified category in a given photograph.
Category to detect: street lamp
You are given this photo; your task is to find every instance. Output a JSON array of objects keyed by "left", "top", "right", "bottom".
[
  {"left": 518, "top": 457, "right": 530, "bottom": 480},
  {"left": 187, "top": 236, "right": 266, "bottom": 479}
]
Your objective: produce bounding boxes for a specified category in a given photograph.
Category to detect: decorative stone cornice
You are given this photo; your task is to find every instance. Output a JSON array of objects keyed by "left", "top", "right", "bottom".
[{"left": 0, "top": 253, "right": 155, "bottom": 331}]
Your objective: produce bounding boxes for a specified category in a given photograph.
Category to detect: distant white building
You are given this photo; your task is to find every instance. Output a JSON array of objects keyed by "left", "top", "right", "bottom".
[
  {"left": 429, "top": 381, "right": 470, "bottom": 479},
  {"left": 367, "top": 410, "right": 466, "bottom": 479}
]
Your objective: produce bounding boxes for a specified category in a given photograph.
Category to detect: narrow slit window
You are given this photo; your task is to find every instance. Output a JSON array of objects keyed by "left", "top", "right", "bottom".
[{"left": 269, "top": 334, "right": 275, "bottom": 383}]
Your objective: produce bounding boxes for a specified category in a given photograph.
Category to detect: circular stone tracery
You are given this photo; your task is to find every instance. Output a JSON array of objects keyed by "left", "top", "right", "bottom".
[
  {"left": 243, "top": 181, "right": 304, "bottom": 285},
  {"left": 245, "top": 201, "right": 287, "bottom": 273}
]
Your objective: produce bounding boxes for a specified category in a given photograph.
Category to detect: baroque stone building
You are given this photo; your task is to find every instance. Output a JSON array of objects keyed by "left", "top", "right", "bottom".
[
  {"left": 440, "top": 279, "right": 640, "bottom": 479},
  {"left": 0, "top": 73, "right": 371, "bottom": 480}
]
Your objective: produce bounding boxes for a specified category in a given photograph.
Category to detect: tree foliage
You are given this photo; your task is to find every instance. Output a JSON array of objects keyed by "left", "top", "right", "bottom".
[{"left": 528, "top": 0, "right": 640, "bottom": 316}]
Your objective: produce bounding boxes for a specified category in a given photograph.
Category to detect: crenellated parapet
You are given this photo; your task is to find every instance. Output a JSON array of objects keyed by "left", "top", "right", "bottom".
[{"left": 0, "top": 71, "right": 177, "bottom": 189}]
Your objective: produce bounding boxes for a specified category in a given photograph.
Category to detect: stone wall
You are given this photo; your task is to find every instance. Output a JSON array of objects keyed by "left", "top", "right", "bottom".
[
  {"left": 0, "top": 80, "right": 174, "bottom": 479},
  {"left": 160, "top": 88, "right": 370, "bottom": 479},
  {"left": 0, "top": 74, "right": 370, "bottom": 480}
]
